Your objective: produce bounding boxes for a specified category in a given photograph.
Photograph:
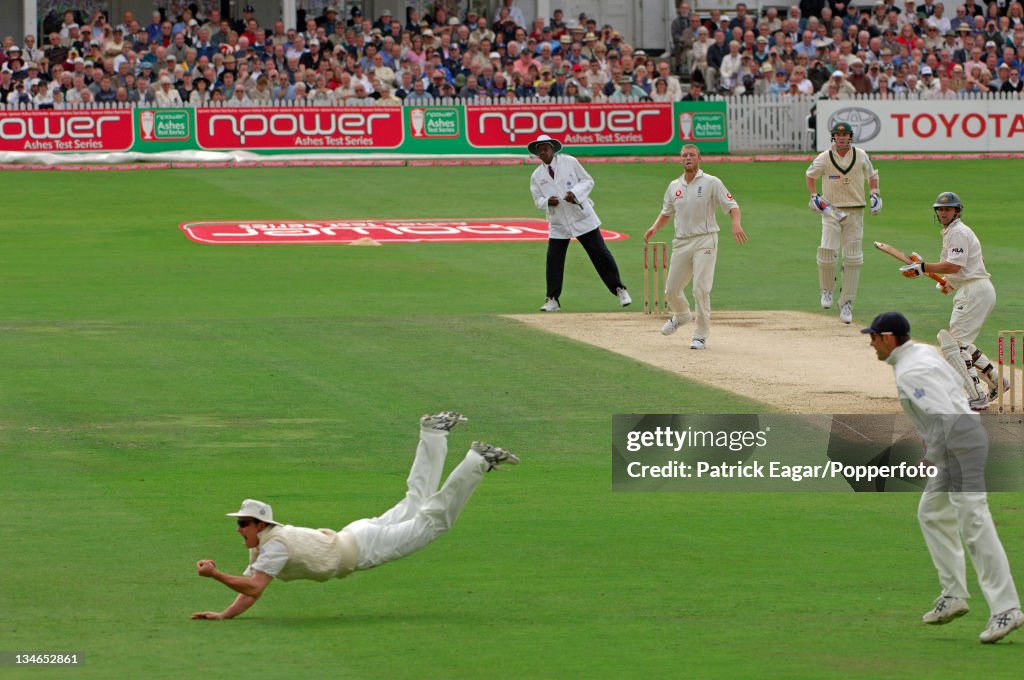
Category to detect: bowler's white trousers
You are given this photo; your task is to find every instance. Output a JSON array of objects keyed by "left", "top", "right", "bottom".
[
  {"left": 665, "top": 233, "right": 718, "bottom": 340},
  {"left": 343, "top": 430, "right": 488, "bottom": 570}
]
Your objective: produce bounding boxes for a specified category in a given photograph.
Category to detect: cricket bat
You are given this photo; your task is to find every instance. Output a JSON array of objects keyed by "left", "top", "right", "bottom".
[
  {"left": 812, "top": 195, "right": 848, "bottom": 223},
  {"left": 873, "top": 241, "right": 954, "bottom": 294}
]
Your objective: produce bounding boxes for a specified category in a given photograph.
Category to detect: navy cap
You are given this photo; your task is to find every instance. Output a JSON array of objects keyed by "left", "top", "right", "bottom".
[{"left": 860, "top": 311, "right": 910, "bottom": 336}]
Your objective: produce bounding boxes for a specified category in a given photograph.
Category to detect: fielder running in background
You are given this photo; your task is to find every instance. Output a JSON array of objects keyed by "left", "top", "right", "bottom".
[
  {"left": 191, "top": 412, "right": 518, "bottom": 620},
  {"left": 643, "top": 144, "right": 746, "bottom": 350},
  {"left": 806, "top": 121, "right": 882, "bottom": 324},
  {"left": 863, "top": 311, "right": 1023, "bottom": 643},
  {"left": 528, "top": 134, "right": 631, "bottom": 312},
  {"left": 898, "top": 192, "right": 1004, "bottom": 411}
]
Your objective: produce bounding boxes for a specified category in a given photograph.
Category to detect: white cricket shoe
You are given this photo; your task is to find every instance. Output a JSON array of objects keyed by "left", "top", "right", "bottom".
[
  {"left": 471, "top": 441, "right": 520, "bottom": 471},
  {"left": 839, "top": 302, "right": 853, "bottom": 324},
  {"left": 690, "top": 337, "right": 707, "bottom": 350},
  {"left": 980, "top": 608, "right": 1024, "bottom": 643},
  {"left": 420, "top": 412, "right": 468, "bottom": 432},
  {"left": 660, "top": 313, "right": 690, "bottom": 336},
  {"left": 922, "top": 596, "right": 969, "bottom": 625},
  {"left": 969, "top": 393, "right": 990, "bottom": 411},
  {"left": 821, "top": 289, "right": 833, "bottom": 309},
  {"left": 616, "top": 287, "right": 632, "bottom": 307},
  {"left": 539, "top": 297, "right": 560, "bottom": 312}
]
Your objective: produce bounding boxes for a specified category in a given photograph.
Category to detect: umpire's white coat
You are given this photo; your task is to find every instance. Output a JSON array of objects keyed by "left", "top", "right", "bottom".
[{"left": 530, "top": 154, "right": 602, "bottom": 239}]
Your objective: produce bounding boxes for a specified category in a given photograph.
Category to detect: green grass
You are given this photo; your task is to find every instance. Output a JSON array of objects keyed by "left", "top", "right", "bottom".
[{"left": 2, "top": 161, "right": 1022, "bottom": 679}]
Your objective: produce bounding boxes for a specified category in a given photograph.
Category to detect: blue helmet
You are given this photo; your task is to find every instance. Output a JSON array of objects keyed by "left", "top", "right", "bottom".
[{"left": 932, "top": 192, "right": 962, "bottom": 212}]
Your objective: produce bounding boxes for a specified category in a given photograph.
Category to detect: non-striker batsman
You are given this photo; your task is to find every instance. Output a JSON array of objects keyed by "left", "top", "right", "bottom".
[{"left": 806, "top": 121, "right": 882, "bottom": 324}]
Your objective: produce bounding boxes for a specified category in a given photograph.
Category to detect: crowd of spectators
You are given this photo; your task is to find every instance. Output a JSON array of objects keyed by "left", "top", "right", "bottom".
[
  {"left": 0, "top": 1, "right": 699, "bottom": 108},
  {"left": 0, "top": 0, "right": 1021, "bottom": 109},
  {"left": 671, "top": 0, "right": 1024, "bottom": 98}
]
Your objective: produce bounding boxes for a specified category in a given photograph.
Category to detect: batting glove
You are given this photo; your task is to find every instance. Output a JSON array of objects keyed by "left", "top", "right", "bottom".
[
  {"left": 870, "top": 193, "right": 882, "bottom": 215},
  {"left": 900, "top": 262, "right": 924, "bottom": 278},
  {"left": 809, "top": 194, "right": 822, "bottom": 212}
]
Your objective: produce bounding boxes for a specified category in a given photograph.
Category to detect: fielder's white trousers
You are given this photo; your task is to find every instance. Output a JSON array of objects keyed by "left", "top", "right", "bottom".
[
  {"left": 918, "top": 489, "right": 1020, "bottom": 615},
  {"left": 665, "top": 233, "right": 718, "bottom": 340},
  {"left": 343, "top": 430, "right": 488, "bottom": 570},
  {"left": 949, "top": 278, "right": 996, "bottom": 346}
]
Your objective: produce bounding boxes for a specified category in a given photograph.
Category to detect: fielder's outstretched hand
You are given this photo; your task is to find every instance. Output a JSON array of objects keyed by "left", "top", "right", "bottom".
[{"left": 191, "top": 611, "right": 225, "bottom": 620}]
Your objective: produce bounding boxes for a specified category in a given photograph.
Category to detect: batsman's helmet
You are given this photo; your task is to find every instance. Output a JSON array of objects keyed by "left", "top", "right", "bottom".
[
  {"left": 932, "top": 191, "right": 962, "bottom": 212},
  {"left": 830, "top": 121, "right": 854, "bottom": 136}
]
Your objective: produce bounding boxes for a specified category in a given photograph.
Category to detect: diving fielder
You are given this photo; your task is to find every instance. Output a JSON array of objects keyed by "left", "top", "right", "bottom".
[
  {"left": 898, "top": 192, "right": 1005, "bottom": 410},
  {"left": 806, "top": 121, "right": 882, "bottom": 324},
  {"left": 191, "top": 412, "right": 518, "bottom": 619}
]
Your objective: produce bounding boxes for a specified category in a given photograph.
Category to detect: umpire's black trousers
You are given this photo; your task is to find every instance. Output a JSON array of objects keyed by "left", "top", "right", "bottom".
[{"left": 546, "top": 228, "right": 625, "bottom": 301}]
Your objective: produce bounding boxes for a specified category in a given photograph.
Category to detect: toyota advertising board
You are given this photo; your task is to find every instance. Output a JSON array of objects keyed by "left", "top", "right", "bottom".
[{"left": 817, "top": 100, "right": 1024, "bottom": 152}]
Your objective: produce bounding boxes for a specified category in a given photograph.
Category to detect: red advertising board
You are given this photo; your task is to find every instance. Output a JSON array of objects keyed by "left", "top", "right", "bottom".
[
  {"left": 180, "top": 218, "right": 630, "bottom": 244},
  {"left": 465, "top": 102, "right": 675, "bottom": 148},
  {"left": 195, "top": 106, "right": 404, "bottom": 150},
  {"left": 0, "top": 109, "right": 133, "bottom": 152}
]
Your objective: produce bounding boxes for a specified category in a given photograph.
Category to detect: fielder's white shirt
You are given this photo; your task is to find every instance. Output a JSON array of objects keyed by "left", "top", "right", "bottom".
[
  {"left": 660, "top": 169, "right": 739, "bottom": 239},
  {"left": 939, "top": 218, "right": 990, "bottom": 286},
  {"left": 887, "top": 341, "right": 975, "bottom": 460},
  {"left": 530, "top": 153, "right": 602, "bottom": 239},
  {"left": 244, "top": 539, "right": 289, "bottom": 577}
]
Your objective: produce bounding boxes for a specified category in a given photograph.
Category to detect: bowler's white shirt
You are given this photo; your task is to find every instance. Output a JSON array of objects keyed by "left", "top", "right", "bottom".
[
  {"left": 940, "top": 218, "right": 990, "bottom": 285},
  {"left": 660, "top": 169, "right": 738, "bottom": 239}
]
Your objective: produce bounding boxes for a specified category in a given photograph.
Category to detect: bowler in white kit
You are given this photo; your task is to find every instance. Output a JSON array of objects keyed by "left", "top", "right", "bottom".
[{"left": 644, "top": 144, "right": 747, "bottom": 350}]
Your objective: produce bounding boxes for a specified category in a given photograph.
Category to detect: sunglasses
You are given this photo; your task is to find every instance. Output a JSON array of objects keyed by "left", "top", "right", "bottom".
[{"left": 236, "top": 518, "right": 257, "bottom": 527}]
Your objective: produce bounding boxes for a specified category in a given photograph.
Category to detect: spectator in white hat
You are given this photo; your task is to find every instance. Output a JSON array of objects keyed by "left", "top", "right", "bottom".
[{"left": 154, "top": 73, "right": 183, "bottom": 106}]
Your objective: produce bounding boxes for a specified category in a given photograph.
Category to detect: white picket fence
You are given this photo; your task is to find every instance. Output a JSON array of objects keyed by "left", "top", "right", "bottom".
[{"left": 722, "top": 95, "right": 817, "bottom": 153}]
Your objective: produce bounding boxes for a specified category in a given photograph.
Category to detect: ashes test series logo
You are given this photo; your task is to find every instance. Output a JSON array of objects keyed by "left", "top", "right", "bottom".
[
  {"left": 678, "top": 112, "right": 726, "bottom": 141},
  {"left": 409, "top": 108, "right": 460, "bottom": 138},
  {"left": 139, "top": 109, "right": 190, "bottom": 141}
]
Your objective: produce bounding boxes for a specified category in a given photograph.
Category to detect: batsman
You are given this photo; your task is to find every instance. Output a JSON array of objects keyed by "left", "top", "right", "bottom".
[
  {"left": 897, "top": 192, "right": 1006, "bottom": 411},
  {"left": 805, "top": 121, "right": 882, "bottom": 324}
]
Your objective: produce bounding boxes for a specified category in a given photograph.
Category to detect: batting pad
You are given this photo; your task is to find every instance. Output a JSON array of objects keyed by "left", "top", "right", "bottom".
[
  {"left": 817, "top": 247, "right": 837, "bottom": 293},
  {"left": 838, "top": 242, "right": 862, "bottom": 305},
  {"left": 938, "top": 330, "right": 984, "bottom": 400}
]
